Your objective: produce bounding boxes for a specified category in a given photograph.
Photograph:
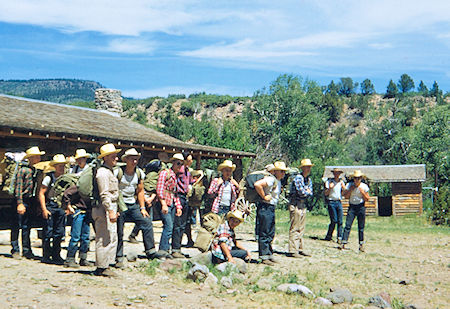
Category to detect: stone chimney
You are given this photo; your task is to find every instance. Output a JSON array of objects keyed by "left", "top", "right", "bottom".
[{"left": 95, "top": 88, "right": 123, "bottom": 114}]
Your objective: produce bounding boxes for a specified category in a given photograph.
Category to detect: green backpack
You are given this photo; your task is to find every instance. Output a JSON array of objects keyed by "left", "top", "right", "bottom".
[
  {"left": 77, "top": 159, "right": 102, "bottom": 209},
  {"left": 242, "top": 170, "right": 274, "bottom": 204},
  {"left": 52, "top": 173, "right": 79, "bottom": 208},
  {"left": 143, "top": 160, "right": 168, "bottom": 194},
  {"left": 0, "top": 156, "right": 27, "bottom": 196}
]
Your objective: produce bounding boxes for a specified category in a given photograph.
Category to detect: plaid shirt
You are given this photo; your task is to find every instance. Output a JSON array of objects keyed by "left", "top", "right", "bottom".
[
  {"left": 157, "top": 169, "right": 182, "bottom": 210},
  {"left": 211, "top": 220, "right": 235, "bottom": 260},
  {"left": 176, "top": 165, "right": 193, "bottom": 195},
  {"left": 14, "top": 165, "right": 34, "bottom": 205},
  {"left": 293, "top": 173, "right": 313, "bottom": 198},
  {"left": 207, "top": 177, "right": 239, "bottom": 214}
]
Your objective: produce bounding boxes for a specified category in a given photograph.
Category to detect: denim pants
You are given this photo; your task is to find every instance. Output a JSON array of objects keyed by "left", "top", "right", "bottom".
[
  {"left": 159, "top": 204, "right": 175, "bottom": 252},
  {"left": 325, "top": 200, "right": 343, "bottom": 240},
  {"left": 342, "top": 202, "right": 366, "bottom": 244},
  {"left": 10, "top": 198, "right": 32, "bottom": 255},
  {"left": 256, "top": 202, "right": 275, "bottom": 259},
  {"left": 67, "top": 209, "right": 91, "bottom": 258},
  {"left": 218, "top": 205, "right": 231, "bottom": 216},
  {"left": 172, "top": 194, "right": 189, "bottom": 252},
  {"left": 44, "top": 205, "right": 66, "bottom": 241},
  {"left": 212, "top": 248, "right": 248, "bottom": 264},
  {"left": 117, "top": 203, "right": 156, "bottom": 260}
]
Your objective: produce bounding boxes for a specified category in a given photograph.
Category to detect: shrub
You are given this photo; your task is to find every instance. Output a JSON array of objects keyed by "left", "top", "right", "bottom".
[{"left": 428, "top": 186, "right": 449, "bottom": 226}]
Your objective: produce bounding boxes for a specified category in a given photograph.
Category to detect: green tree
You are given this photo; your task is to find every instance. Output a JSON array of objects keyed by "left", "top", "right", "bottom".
[
  {"left": 430, "top": 81, "right": 442, "bottom": 97},
  {"left": 397, "top": 74, "right": 415, "bottom": 93},
  {"left": 385, "top": 79, "right": 398, "bottom": 98},
  {"left": 417, "top": 80, "right": 429, "bottom": 96},
  {"left": 360, "top": 79, "right": 375, "bottom": 96},
  {"left": 338, "top": 77, "right": 358, "bottom": 97}
]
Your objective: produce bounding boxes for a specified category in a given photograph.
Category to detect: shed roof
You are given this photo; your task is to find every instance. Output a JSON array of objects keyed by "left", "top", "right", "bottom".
[
  {"left": 0, "top": 94, "right": 255, "bottom": 158},
  {"left": 323, "top": 165, "right": 426, "bottom": 183}
]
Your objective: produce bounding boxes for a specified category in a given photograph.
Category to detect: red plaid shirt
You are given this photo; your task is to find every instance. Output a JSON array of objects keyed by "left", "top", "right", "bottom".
[
  {"left": 207, "top": 177, "right": 239, "bottom": 214},
  {"left": 14, "top": 166, "right": 34, "bottom": 205},
  {"left": 156, "top": 169, "right": 182, "bottom": 210}
]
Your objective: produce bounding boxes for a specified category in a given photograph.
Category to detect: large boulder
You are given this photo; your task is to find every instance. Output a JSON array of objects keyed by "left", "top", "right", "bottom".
[
  {"left": 189, "top": 252, "right": 212, "bottom": 266},
  {"left": 327, "top": 288, "right": 353, "bottom": 304},
  {"left": 187, "top": 263, "right": 209, "bottom": 282},
  {"left": 368, "top": 295, "right": 391, "bottom": 308},
  {"left": 277, "top": 284, "right": 314, "bottom": 297},
  {"left": 204, "top": 273, "right": 218, "bottom": 287}
]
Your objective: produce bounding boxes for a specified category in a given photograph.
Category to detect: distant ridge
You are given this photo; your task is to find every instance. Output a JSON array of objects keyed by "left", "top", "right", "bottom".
[{"left": 0, "top": 78, "right": 104, "bottom": 103}]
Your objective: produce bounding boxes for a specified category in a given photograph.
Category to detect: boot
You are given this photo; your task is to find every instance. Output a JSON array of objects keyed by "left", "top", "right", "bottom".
[
  {"left": 64, "top": 257, "right": 80, "bottom": 268},
  {"left": 79, "top": 252, "right": 94, "bottom": 266},
  {"left": 52, "top": 237, "right": 65, "bottom": 265},
  {"left": 41, "top": 240, "right": 52, "bottom": 264}
]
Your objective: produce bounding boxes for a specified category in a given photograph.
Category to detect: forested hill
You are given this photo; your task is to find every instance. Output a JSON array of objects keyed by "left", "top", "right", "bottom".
[{"left": 0, "top": 79, "right": 104, "bottom": 103}]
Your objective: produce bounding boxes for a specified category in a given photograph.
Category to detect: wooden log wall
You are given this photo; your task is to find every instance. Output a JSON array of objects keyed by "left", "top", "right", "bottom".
[
  {"left": 392, "top": 182, "right": 423, "bottom": 216},
  {"left": 342, "top": 196, "right": 378, "bottom": 216}
]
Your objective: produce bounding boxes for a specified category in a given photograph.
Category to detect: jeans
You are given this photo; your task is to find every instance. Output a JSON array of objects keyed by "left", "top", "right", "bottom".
[
  {"left": 10, "top": 198, "right": 32, "bottom": 255},
  {"left": 217, "top": 205, "right": 231, "bottom": 216},
  {"left": 67, "top": 209, "right": 91, "bottom": 258},
  {"left": 256, "top": 202, "right": 275, "bottom": 259},
  {"left": 212, "top": 248, "right": 248, "bottom": 264},
  {"left": 325, "top": 200, "right": 343, "bottom": 240},
  {"left": 117, "top": 203, "right": 156, "bottom": 260},
  {"left": 342, "top": 202, "right": 366, "bottom": 244},
  {"left": 44, "top": 205, "right": 66, "bottom": 241},
  {"left": 159, "top": 204, "right": 175, "bottom": 252},
  {"left": 172, "top": 194, "right": 189, "bottom": 252}
]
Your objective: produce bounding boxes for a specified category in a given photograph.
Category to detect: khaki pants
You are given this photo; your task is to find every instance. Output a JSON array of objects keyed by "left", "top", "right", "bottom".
[
  {"left": 288, "top": 204, "right": 307, "bottom": 253},
  {"left": 92, "top": 205, "right": 118, "bottom": 269}
]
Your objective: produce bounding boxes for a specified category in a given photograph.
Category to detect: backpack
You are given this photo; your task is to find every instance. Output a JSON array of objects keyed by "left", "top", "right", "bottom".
[
  {"left": 115, "top": 165, "right": 144, "bottom": 183},
  {"left": 0, "top": 155, "right": 27, "bottom": 196},
  {"left": 52, "top": 173, "right": 79, "bottom": 208},
  {"left": 143, "top": 159, "right": 168, "bottom": 194},
  {"left": 194, "top": 212, "right": 223, "bottom": 252},
  {"left": 77, "top": 159, "right": 102, "bottom": 209},
  {"left": 241, "top": 170, "right": 274, "bottom": 204}
]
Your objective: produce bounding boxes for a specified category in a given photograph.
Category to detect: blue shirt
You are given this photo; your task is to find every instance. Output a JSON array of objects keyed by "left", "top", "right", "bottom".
[{"left": 293, "top": 173, "right": 313, "bottom": 198}]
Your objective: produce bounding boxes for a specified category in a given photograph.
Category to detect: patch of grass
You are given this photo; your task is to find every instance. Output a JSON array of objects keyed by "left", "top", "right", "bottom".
[
  {"left": 261, "top": 266, "right": 275, "bottom": 277},
  {"left": 43, "top": 288, "right": 53, "bottom": 294},
  {"left": 274, "top": 272, "right": 298, "bottom": 284},
  {"left": 391, "top": 297, "right": 405, "bottom": 309},
  {"left": 144, "top": 259, "right": 161, "bottom": 276},
  {"left": 305, "top": 271, "right": 318, "bottom": 283}
]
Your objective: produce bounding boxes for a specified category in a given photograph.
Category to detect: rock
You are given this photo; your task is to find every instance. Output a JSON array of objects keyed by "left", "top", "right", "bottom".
[
  {"left": 351, "top": 305, "right": 365, "bottom": 309},
  {"left": 159, "top": 259, "right": 183, "bottom": 272},
  {"left": 234, "top": 259, "right": 248, "bottom": 274},
  {"left": 126, "top": 252, "right": 138, "bottom": 262},
  {"left": 216, "top": 262, "right": 239, "bottom": 274},
  {"left": 368, "top": 295, "right": 391, "bottom": 308},
  {"left": 189, "top": 252, "right": 212, "bottom": 265},
  {"left": 220, "top": 276, "right": 233, "bottom": 289},
  {"left": 160, "top": 294, "right": 167, "bottom": 298},
  {"left": 403, "top": 304, "right": 423, "bottom": 309},
  {"left": 399, "top": 279, "right": 411, "bottom": 285},
  {"left": 204, "top": 273, "right": 218, "bottom": 287},
  {"left": 145, "top": 280, "right": 155, "bottom": 286},
  {"left": 256, "top": 278, "right": 273, "bottom": 290},
  {"left": 327, "top": 288, "right": 353, "bottom": 304},
  {"left": 379, "top": 292, "right": 391, "bottom": 305},
  {"left": 187, "top": 263, "right": 209, "bottom": 282},
  {"left": 276, "top": 284, "right": 314, "bottom": 297},
  {"left": 113, "top": 301, "right": 121, "bottom": 306},
  {"left": 314, "top": 297, "right": 333, "bottom": 306}
]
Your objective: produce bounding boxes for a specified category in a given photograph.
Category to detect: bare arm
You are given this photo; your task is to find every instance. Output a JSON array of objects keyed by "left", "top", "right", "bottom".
[
  {"left": 254, "top": 178, "right": 271, "bottom": 202},
  {"left": 360, "top": 187, "right": 370, "bottom": 202},
  {"left": 39, "top": 186, "right": 51, "bottom": 219},
  {"left": 219, "top": 242, "right": 234, "bottom": 263}
]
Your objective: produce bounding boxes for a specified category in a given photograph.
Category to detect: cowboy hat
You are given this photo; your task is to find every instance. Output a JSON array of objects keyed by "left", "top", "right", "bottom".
[
  {"left": 23, "top": 146, "right": 45, "bottom": 159},
  {"left": 350, "top": 170, "right": 365, "bottom": 178},
  {"left": 49, "top": 154, "right": 68, "bottom": 166},
  {"left": 121, "top": 148, "right": 141, "bottom": 161},
  {"left": 226, "top": 210, "right": 245, "bottom": 223},
  {"left": 191, "top": 170, "right": 205, "bottom": 186},
  {"left": 218, "top": 160, "right": 236, "bottom": 172},
  {"left": 272, "top": 161, "right": 288, "bottom": 171},
  {"left": 265, "top": 164, "right": 275, "bottom": 172},
  {"left": 74, "top": 149, "right": 90, "bottom": 160},
  {"left": 300, "top": 159, "right": 314, "bottom": 168},
  {"left": 98, "top": 143, "right": 121, "bottom": 159},
  {"left": 169, "top": 153, "right": 184, "bottom": 162},
  {"left": 331, "top": 167, "right": 344, "bottom": 173}
]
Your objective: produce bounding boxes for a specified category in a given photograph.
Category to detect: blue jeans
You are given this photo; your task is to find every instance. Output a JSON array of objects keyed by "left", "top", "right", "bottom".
[
  {"left": 172, "top": 194, "right": 189, "bottom": 252},
  {"left": 67, "top": 209, "right": 91, "bottom": 258},
  {"left": 10, "top": 198, "right": 32, "bottom": 255},
  {"left": 159, "top": 204, "right": 175, "bottom": 252},
  {"left": 325, "top": 200, "right": 343, "bottom": 240},
  {"left": 342, "top": 202, "right": 366, "bottom": 244},
  {"left": 256, "top": 202, "right": 275, "bottom": 259},
  {"left": 212, "top": 248, "right": 248, "bottom": 264},
  {"left": 218, "top": 205, "right": 231, "bottom": 216},
  {"left": 44, "top": 205, "right": 66, "bottom": 241}
]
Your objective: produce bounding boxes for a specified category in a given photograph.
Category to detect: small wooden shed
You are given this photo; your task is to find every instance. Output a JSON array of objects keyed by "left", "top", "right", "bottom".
[{"left": 323, "top": 165, "right": 426, "bottom": 216}]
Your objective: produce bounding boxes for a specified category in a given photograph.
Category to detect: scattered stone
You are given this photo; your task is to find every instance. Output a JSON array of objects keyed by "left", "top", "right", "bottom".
[
  {"left": 159, "top": 259, "right": 183, "bottom": 272},
  {"left": 145, "top": 280, "right": 155, "bottom": 286},
  {"left": 404, "top": 304, "right": 423, "bottom": 309},
  {"left": 368, "top": 295, "right": 391, "bottom": 308},
  {"left": 204, "top": 273, "right": 218, "bottom": 287},
  {"left": 189, "top": 252, "right": 212, "bottom": 265},
  {"left": 220, "top": 276, "right": 233, "bottom": 289},
  {"left": 184, "top": 289, "right": 192, "bottom": 294},
  {"left": 256, "top": 278, "right": 273, "bottom": 290},
  {"left": 127, "top": 295, "right": 137, "bottom": 301},
  {"left": 277, "top": 284, "right": 314, "bottom": 297},
  {"left": 399, "top": 279, "right": 411, "bottom": 285},
  {"left": 187, "top": 263, "right": 209, "bottom": 282},
  {"left": 126, "top": 252, "right": 138, "bottom": 262},
  {"left": 113, "top": 301, "right": 122, "bottom": 306},
  {"left": 215, "top": 262, "right": 239, "bottom": 274},
  {"left": 234, "top": 259, "right": 248, "bottom": 274},
  {"left": 327, "top": 288, "right": 353, "bottom": 304},
  {"left": 50, "top": 282, "right": 60, "bottom": 288},
  {"left": 160, "top": 294, "right": 167, "bottom": 298},
  {"left": 379, "top": 292, "right": 391, "bottom": 305},
  {"left": 314, "top": 297, "right": 333, "bottom": 306},
  {"left": 351, "top": 304, "right": 365, "bottom": 309}
]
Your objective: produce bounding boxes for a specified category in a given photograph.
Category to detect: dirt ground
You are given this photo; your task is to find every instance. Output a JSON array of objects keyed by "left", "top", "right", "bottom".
[{"left": 0, "top": 214, "right": 448, "bottom": 309}]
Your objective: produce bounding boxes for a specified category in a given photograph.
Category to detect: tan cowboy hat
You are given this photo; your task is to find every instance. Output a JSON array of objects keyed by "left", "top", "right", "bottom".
[
  {"left": 350, "top": 170, "right": 365, "bottom": 178},
  {"left": 218, "top": 160, "right": 236, "bottom": 172},
  {"left": 300, "top": 158, "right": 314, "bottom": 168},
  {"left": 23, "top": 146, "right": 45, "bottom": 159},
  {"left": 121, "top": 148, "right": 141, "bottom": 161},
  {"left": 265, "top": 163, "right": 275, "bottom": 172},
  {"left": 191, "top": 170, "right": 205, "bottom": 186},
  {"left": 74, "top": 149, "right": 90, "bottom": 160},
  {"left": 98, "top": 143, "right": 121, "bottom": 159},
  {"left": 49, "top": 154, "right": 68, "bottom": 166},
  {"left": 331, "top": 167, "right": 344, "bottom": 174},
  {"left": 169, "top": 153, "right": 185, "bottom": 162},
  {"left": 226, "top": 209, "right": 245, "bottom": 223},
  {"left": 272, "top": 161, "right": 288, "bottom": 171}
]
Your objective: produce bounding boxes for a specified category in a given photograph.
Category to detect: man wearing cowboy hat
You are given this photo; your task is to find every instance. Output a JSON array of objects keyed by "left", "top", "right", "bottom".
[
  {"left": 114, "top": 148, "right": 156, "bottom": 266},
  {"left": 207, "top": 160, "right": 240, "bottom": 216},
  {"left": 211, "top": 210, "right": 251, "bottom": 264},
  {"left": 288, "top": 159, "right": 314, "bottom": 258},
  {"left": 70, "top": 149, "right": 90, "bottom": 174},
  {"left": 324, "top": 168, "right": 346, "bottom": 243},
  {"left": 39, "top": 154, "right": 68, "bottom": 264},
  {"left": 11, "top": 146, "right": 45, "bottom": 259},
  {"left": 155, "top": 153, "right": 183, "bottom": 259},
  {"left": 341, "top": 170, "right": 370, "bottom": 252},
  {"left": 254, "top": 161, "right": 288, "bottom": 265},
  {"left": 92, "top": 143, "right": 121, "bottom": 277}
]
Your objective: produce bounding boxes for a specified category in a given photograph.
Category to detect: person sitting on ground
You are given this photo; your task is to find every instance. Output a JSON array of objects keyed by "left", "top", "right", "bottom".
[
  {"left": 211, "top": 210, "right": 251, "bottom": 264},
  {"left": 207, "top": 160, "right": 240, "bottom": 216}
]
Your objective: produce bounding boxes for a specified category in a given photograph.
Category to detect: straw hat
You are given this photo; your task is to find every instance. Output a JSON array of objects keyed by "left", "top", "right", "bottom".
[
  {"left": 218, "top": 160, "right": 236, "bottom": 172},
  {"left": 74, "top": 149, "right": 90, "bottom": 160},
  {"left": 300, "top": 159, "right": 314, "bottom": 168},
  {"left": 226, "top": 210, "right": 245, "bottom": 223},
  {"left": 191, "top": 170, "right": 205, "bottom": 186},
  {"left": 350, "top": 170, "right": 365, "bottom": 178},
  {"left": 98, "top": 143, "right": 121, "bottom": 159},
  {"left": 23, "top": 146, "right": 45, "bottom": 159},
  {"left": 49, "top": 154, "right": 68, "bottom": 166},
  {"left": 121, "top": 148, "right": 141, "bottom": 161},
  {"left": 169, "top": 153, "right": 185, "bottom": 162},
  {"left": 265, "top": 164, "right": 275, "bottom": 172},
  {"left": 272, "top": 161, "right": 288, "bottom": 171},
  {"left": 331, "top": 167, "right": 344, "bottom": 174}
]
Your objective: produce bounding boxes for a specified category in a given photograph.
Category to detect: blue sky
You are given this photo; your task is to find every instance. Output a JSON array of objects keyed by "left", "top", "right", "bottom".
[{"left": 0, "top": 0, "right": 449, "bottom": 98}]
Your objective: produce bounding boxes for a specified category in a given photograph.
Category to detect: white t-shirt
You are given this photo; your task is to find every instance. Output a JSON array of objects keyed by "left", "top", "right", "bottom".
[
  {"left": 70, "top": 165, "right": 87, "bottom": 175},
  {"left": 220, "top": 181, "right": 232, "bottom": 207},
  {"left": 42, "top": 175, "right": 52, "bottom": 187},
  {"left": 264, "top": 176, "right": 281, "bottom": 206},
  {"left": 346, "top": 182, "right": 369, "bottom": 205},
  {"left": 325, "top": 178, "right": 344, "bottom": 201},
  {"left": 114, "top": 168, "right": 144, "bottom": 204}
]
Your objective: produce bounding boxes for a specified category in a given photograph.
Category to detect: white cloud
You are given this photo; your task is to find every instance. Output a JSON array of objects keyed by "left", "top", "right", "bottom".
[{"left": 104, "top": 38, "right": 156, "bottom": 54}]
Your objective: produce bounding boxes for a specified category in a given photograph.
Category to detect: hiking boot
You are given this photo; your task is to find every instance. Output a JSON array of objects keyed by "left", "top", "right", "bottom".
[
  {"left": 52, "top": 237, "right": 65, "bottom": 265},
  {"left": 41, "top": 257, "right": 53, "bottom": 264},
  {"left": 289, "top": 253, "right": 302, "bottom": 258},
  {"left": 186, "top": 241, "right": 195, "bottom": 248},
  {"left": 359, "top": 244, "right": 365, "bottom": 252},
  {"left": 80, "top": 259, "right": 94, "bottom": 266},
  {"left": 323, "top": 237, "right": 332, "bottom": 241},
  {"left": 337, "top": 239, "right": 342, "bottom": 245},
  {"left": 11, "top": 252, "right": 22, "bottom": 260},
  {"left": 155, "top": 250, "right": 169, "bottom": 259},
  {"left": 261, "top": 259, "right": 275, "bottom": 266},
  {"left": 339, "top": 243, "right": 349, "bottom": 250},
  {"left": 23, "top": 252, "right": 36, "bottom": 260},
  {"left": 299, "top": 251, "right": 311, "bottom": 257},
  {"left": 64, "top": 257, "right": 80, "bottom": 268},
  {"left": 171, "top": 252, "right": 185, "bottom": 259},
  {"left": 114, "top": 260, "right": 125, "bottom": 269},
  {"left": 94, "top": 268, "right": 118, "bottom": 278},
  {"left": 128, "top": 235, "right": 139, "bottom": 244}
]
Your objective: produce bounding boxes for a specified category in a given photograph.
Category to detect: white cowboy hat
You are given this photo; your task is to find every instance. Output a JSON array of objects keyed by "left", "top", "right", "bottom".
[
  {"left": 98, "top": 143, "right": 121, "bottom": 159},
  {"left": 121, "top": 148, "right": 141, "bottom": 161},
  {"left": 265, "top": 164, "right": 275, "bottom": 172},
  {"left": 331, "top": 167, "right": 344, "bottom": 173},
  {"left": 49, "top": 154, "right": 68, "bottom": 166},
  {"left": 218, "top": 160, "right": 236, "bottom": 172},
  {"left": 350, "top": 170, "right": 365, "bottom": 178},
  {"left": 74, "top": 149, "right": 90, "bottom": 160},
  {"left": 23, "top": 146, "right": 45, "bottom": 159},
  {"left": 226, "top": 209, "right": 245, "bottom": 223},
  {"left": 169, "top": 153, "right": 185, "bottom": 162},
  {"left": 300, "top": 158, "right": 314, "bottom": 168},
  {"left": 272, "top": 161, "right": 288, "bottom": 171}
]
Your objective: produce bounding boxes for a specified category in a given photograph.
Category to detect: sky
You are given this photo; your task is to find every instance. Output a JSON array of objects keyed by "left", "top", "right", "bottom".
[{"left": 0, "top": 0, "right": 449, "bottom": 98}]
